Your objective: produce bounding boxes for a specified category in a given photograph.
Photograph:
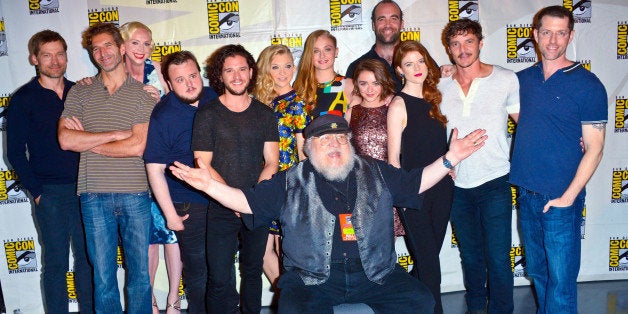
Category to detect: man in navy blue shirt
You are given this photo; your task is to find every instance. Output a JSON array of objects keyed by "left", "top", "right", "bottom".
[
  {"left": 6, "top": 30, "right": 93, "bottom": 314},
  {"left": 169, "top": 114, "right": 488, "bottom": 313},
  {"left": 143, "top": 50, "right": 217, "bottom": 313},
  {"left": 510, "top": 6, "right": 607, "bottom": 313}
]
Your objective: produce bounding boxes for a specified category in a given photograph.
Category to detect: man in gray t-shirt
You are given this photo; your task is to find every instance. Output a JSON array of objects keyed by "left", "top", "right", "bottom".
[{"left": 58, "top": 23, "right": 156, "bottom": 313}]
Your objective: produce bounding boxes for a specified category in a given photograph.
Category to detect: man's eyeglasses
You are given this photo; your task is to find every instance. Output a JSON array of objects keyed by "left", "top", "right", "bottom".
[{"left": 315, "top": 133, "right": 350, "bottom": 146}]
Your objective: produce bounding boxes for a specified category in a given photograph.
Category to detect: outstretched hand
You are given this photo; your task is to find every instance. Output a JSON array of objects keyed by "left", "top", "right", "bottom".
[
  {"left": 447, "top": 128, "right": 487, "bottom": 165},
  {"left": 169, "top": 160, "right": 213, "bottom": 192}
]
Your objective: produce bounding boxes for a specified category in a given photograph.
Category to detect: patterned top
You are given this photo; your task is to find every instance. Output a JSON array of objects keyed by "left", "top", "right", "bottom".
[
  {"left": 61, "top": 74, "right": 156, "bottom": 193},
  {"left": 310, "top": 74, "right": 348, "bottom": 118},
  {"left": 349, "top": 105, "right": 388, "bottom": 161},
  {"left": 143, "top": 59, "right": 166, "bottom": 97},
  {"left": 273, "top": 90, "right": 310, "bottom": 171}
]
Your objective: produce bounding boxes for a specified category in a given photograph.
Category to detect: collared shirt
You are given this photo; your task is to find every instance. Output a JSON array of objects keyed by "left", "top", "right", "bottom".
[
  {"left": 61, "top": 74, "right": 157, "bottom": 194},
  {"left": 511, "top": 62, "right": 607, "bottom": 198},
  {"left": 7, "top": 77, "right": 79, "bottom": 198}
]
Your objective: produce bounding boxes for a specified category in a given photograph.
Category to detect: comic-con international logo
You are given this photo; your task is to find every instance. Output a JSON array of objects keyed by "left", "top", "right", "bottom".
[
  {"left": 151, "top": 42, "right": 181, "bottom": 62},
  {"left": 618, "top": 22, "right": 627, "bottom": 60},
  {"left": 615, "top": 97, "right": 627, "bottom": 133},
  {"left": 4, "top": 238, "right": 37, "bottom": 274},
  {"left": 400, "top": 28, "right": 420, "bottom": 42},
  {"left": 507, "top": 116, "right": 516, "bottom": 139},
  {"left": 609, "top": 238, "right": 628, "bottom": 271},
  {"left": 0, "top": 19, "right": 7, "bottom": 57},
  {"left": 450, "top": 227, "right": 458, "bottom": 248},
  {"left": 510, "top": 186, "right": 518, "bottom": 211},
  {"left": 88, "top": 7, "right": 119, "bottom": 27},
  {"left": 207, "top": 1, "right": 241, "bottom": 39},
  {"left": 580, "top": 206, "right": 586, "bottom": 239},
  {"left": 397, "top": 253, "right": 414, "bottom": 272},
  {"left": 29, "top": 0, "right": 59, "bottom": 15},
  {"left": 271, "top": 34, "right": 304, "bottom": 64},
  {"left": 67, "top": 271, "right": 78, "bottom": 303},
  {"left": 0, "top": 95, "right": 9, "bottom": 131},
  {"left": 329, "top": 0, "right": 363, "bottom": 32},
  {"left": 506, "top": 25, "right": 536, "bottom": 64},
  {"left": 510, "top": 245, "right": 526, "bottom": 277},
  {"left": 564, "top": 0, "right": 591, "bottom": 23},
  {"left": 577, "top": 59, "right": 591, "bottom": 71},
  {"left": 611, "top": 168, "right": 628, "bottom": 203},
  {"left": 448, "top": 0, "right": 478, "bottom": 21},
  {"left": 117, "top": 245, "right": 125, "bottom": 269},
  {"left": 146, "top": 0, "right": 178, "bottom": 4},
  {"left": 0, "top": 170, "right": 29, "bottom": 205}
]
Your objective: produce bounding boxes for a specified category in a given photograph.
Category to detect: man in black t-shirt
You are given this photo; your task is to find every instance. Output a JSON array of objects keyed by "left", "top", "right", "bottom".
[{"left": 191, "top": 44, "right": 279, "bottom": 314}]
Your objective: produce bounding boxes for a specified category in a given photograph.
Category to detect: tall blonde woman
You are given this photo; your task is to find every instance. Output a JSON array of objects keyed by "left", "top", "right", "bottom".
[
  {"left": 253, "top": 44, "right": 310, "bottom": 290},
  {"left": 294, "top": 30, "right": 356, "bottom": 118},
  {"left": 119, "top": 21, "right": 180, "bottom": 313},
  {"left": 387, "top": 40, "right": 453, "bottom": 314}
]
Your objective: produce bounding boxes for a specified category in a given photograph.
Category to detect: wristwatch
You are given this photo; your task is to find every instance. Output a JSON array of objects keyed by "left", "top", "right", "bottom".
[{"left": 442, "top": 155, "right": 454, "bottom": 170}]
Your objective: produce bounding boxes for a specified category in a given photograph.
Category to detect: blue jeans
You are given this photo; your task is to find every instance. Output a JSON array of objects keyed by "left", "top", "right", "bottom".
[
  {"left": 80, "top": 192, "right": 152, "bottom": 314},
  {"left": 278, "top": 258, "right": 435, "bottom": 313},
  {"left": 450, "top": 174, "right": 513, "bottom": 313},
  {"left": 518, "top": 188, "right": 583, "bottom": 314},
  {"left": 173, "top": 202, "right": 207, "bottom": 314},
  {"left": 206, "top": 206, "right": 268, "bottom": 314},
  {"left": 35, "top": 184, "right": 93, "bottom": 314}
]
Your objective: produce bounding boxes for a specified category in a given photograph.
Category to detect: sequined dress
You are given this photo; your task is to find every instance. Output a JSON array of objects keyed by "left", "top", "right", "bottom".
[{"left": 349, "top": 104, "right": 405, "bottom": 236}]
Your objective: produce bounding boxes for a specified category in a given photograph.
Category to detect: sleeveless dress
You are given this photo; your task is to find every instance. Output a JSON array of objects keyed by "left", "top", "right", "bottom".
[
  {"left": 396, "top": 92, "right": 453, "bottom": 313},
  {"left": 144, "top": 59, "right": 177, "bottom": 245},
  {"left": 349, "top": 104, "right": 404, "bottom": 236}
]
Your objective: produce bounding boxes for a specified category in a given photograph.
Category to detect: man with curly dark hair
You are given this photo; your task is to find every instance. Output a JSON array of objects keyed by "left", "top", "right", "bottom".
[{"left": 191, "top": 44, "right": 279, "bottom": 313}]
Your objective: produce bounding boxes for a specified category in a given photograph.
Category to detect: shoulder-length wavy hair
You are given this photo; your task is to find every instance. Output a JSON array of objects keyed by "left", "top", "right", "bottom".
[
  {"left": 253, "top": 44, "right": 294, "bottom": 106},
  {"left": 204, "top": 44, "right": 257, "bottom": 95},
  {"left": 293, "top": 30, "right": 337, "bottom": 113},
  {"left": 393, "top": 40, "right": 447, "bottom": 126},
  {"left": 351, "top": 59, "right": 396, "bottom": 102}
]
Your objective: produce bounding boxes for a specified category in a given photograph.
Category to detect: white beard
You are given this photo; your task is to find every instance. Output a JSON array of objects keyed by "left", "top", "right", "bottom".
[{"left": 310, "top": 145, "right": 356, "bottom": 181}]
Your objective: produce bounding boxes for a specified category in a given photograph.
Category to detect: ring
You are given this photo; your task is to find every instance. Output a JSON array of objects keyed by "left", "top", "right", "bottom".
[{"left": 473, "top": 141, "right": 478, "bottom": 146}]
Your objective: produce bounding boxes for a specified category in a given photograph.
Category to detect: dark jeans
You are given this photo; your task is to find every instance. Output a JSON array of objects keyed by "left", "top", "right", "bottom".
[
  {"left": 206, "top": 207, "right": 268, "bottom": 314},
  {"left": 450, "top": 174, "right": 514, "bottom": 313},
  {"left": 402, "top": 177, "right": 453, "bottom": 314},
  {"left": 173, "top": 202, "right": 207, "bottom": 314},
  {"left": 518, "top": 188, "right": 584, "bottom": 314},
  {"left": 35, "top": 184, "right": 93, "bottom": 314},
  {"left": 278, "top": 258, "right": 435, "bottom": 313}
]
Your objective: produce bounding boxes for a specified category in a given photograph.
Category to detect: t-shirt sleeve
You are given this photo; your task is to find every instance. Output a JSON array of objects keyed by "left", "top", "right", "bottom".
[
  {"left": 61, "top": 85, "right": 83, "bottom": 120},
  {"left": 143, "top": 111, "right": 168, "bottom": 164},
  {"left": 505, "top": 70, "right": 520, "bottom": 115},
  {"left": 579, "top": 74, "right": 608, "bottom": 123},
  {"left": 241, "top": 171, "right": 287, "bottom": 229},
  {"left": 191, "top": 105, "right": 215, "bottom": 152},
  {"left": 135, "top": 90, "right": 157, "bottom": 125},
  {"left": 262, "top": 107, "right": 280, "bottom": 142},
  {"left": 378, "top": 161, "right": 424, "bottom": 209}
]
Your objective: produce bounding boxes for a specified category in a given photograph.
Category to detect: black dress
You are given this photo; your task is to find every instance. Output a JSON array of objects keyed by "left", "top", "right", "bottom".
[{"left": 397, "top": 92, "right": 454, "bottom": 314}]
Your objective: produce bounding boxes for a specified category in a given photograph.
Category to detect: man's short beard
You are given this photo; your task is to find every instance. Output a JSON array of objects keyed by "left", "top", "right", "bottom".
[
  {"left": 175, "top": 90, "right": 202, "bottom": 104},
  {"left": 310, "top": 145, "right": 356, "bottom": 182},
  {"left": 375, "top": 32, "right": 400, "bottom": 46},
  {"left": 225, "top": 83, "right": 249, "bottom": 96}
]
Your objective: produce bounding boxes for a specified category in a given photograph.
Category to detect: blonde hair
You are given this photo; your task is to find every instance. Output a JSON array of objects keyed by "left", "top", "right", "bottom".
[
  {"left": 119, "top": 21, "right": 155, "bottom": 52},
  {"left": 293, "top": 30, "right": 337, "bottom": 113},
  {"left": 253, "top": 44, "right": 293, "bottom": 106}
]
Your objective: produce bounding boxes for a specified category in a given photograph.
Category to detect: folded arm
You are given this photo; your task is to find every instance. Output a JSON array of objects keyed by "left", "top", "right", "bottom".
[{"left": 58, "top": 116, "right": 131, "bottom": 153}]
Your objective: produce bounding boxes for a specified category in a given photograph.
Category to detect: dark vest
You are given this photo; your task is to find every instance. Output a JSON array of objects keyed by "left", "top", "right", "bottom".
[{"left": 281, "top": 156, "right": 397, "bottom": 285}]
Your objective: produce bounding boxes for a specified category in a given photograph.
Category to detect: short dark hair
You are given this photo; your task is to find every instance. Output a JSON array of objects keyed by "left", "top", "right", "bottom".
[
  {"left": 204, "top": 44, "right": 257, "bottom": 95},
  {"left": 28, "top": 30, "right": 67, "bottom": 57},
  {"left": 533, "top": 5, "right": 574, "bottom": 31},
  {"left": 442, "top": 18, "right": 483, "bottom": 46},
  {"left": 371, "top": 0, "right": 403, "bottom": 24},
  {"left": 81, "top": 22, "right": 124, "bottom": 51},
  {"left": 161, "top": 51, "right": 201, "bottom": 83}
]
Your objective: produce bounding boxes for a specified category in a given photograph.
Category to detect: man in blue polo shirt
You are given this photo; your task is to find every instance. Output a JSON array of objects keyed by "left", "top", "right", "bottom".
[
  {"left": 510, "top": 6, "right": 607, "bottom": 313},
  {"left": 6, "top": 30, "right": 93, "bottom": 314},
  {"left": 143, "top": 50, "right": 217, "bottom": 314}
]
